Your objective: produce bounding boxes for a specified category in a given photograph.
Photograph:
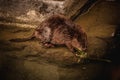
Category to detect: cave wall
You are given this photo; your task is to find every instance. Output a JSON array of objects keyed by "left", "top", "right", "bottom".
[
  {"left": 75, "top": 0, "right": 120, "bottom": 57},
  {"left": 64, "top": 0, "right": 88, "bottom": 18},
  {"left": 0, "top": 0, "right": 65, "bottom": 25}
]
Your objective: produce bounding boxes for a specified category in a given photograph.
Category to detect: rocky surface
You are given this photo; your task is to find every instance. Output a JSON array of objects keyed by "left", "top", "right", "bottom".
[
  {"left": 0, "top": 0, "right": 65, "bottom": 26},
  {"left": 0, "top": 0, "right": 120, "bottom": 80}
]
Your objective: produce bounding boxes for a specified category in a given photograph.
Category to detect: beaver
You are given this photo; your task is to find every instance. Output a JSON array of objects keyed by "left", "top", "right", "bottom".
[{"left": 10, "top": 15, "right": 87, "bottom": 54}]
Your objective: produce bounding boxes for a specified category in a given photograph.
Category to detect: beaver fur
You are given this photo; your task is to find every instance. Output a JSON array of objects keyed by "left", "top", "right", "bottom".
[{"left": 10, "top": 15, "right": 88, "bottom": 53}]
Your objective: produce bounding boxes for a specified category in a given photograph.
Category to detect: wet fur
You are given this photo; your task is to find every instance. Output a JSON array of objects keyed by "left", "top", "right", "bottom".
[{"left": 10, "top": 15, "right": 88, "bottom": 53}]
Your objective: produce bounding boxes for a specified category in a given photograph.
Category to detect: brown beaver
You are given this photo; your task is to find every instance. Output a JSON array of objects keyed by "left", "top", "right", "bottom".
[{"left": 10, "top": 15, "right": 87, "bottom": 54}]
